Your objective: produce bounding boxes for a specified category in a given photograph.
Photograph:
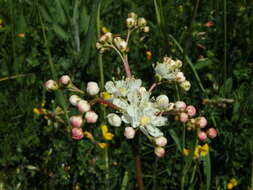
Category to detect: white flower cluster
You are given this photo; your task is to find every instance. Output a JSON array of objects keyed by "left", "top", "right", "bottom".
[
  {"left": 154, "top": 57, "right": 191, "bottom": 91},
  {"left": 105, "top": 78, "right": 168, "bottom": 138}
]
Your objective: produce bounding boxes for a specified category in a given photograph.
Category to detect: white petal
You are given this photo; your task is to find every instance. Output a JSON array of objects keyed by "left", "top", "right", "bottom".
[
  {"left": 113, "top": 98, "right": 129, "bottom": 110},
  {"left": 146, "top": 125, "right": 164, "bottom": 137},
  {"left": 151, "top": 116, "right": 167, "bottom": 127},
  {"left": 105, "top": 81, "right": 117, "bottom": 93}
]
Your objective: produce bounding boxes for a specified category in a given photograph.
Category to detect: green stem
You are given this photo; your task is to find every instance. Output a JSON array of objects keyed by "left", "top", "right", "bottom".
[
  {"left": 190, "top": 164, "right": 197, "bottom": 184},
  {"left": 120, "top": 171, "right": 129, "bottom": 190},
  {"left": 223, "top": 0, "right": 227, "bottom": 80},
  {"left": 251, "top": 154, "right": 253, "bottom": 189},
  {"left": 152, "top": 157, "right": 158, "bottom": 190}
]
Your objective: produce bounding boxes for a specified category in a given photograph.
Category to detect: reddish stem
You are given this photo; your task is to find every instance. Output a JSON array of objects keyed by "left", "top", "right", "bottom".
[
  {"left": 89, "top": 98, "right": 121, "bottom": 111},
  {"left": 123, "top": 55, "right": 131, "bottom": 78}
]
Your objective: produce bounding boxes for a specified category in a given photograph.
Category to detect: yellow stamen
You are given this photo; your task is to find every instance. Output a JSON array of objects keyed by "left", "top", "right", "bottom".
[
  {"left": 101, "top": 26, "right": 109, "bottom": 34},
  {"left": 140, "top": 116, "right": 150, "bottom": 126}
]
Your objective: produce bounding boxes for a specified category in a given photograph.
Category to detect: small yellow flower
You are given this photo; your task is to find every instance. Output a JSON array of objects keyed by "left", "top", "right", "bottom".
[
  {"left": 83, "top": 131, "right": 94, "bottom": 140},
  {"left": 227, "top": 183, "right": 233, "bottom": 189},
  {"left": 101, "top": 124, "right": 114, "bottom": 141},
  {"left": 230, "top": 178, "right": 238, "bottom": 186},
  {"left": 0, "top": 19, "right": 3, "bottom": 25},
  {"left": 100, "top": 92, "right": 112, "bottom": 100},
  {"left": 98, "top": 143, "right": 107, "bottom": 149},
  {"left": 194, "top": 144, "right": 209, "bottom": 159},
  {"left": 183, "top": 148, "right": 190, "bottom": 156},
  {"left": 74, "top": 183, "right": 81, "bottom": 190},
  {"left": 17, "top": 33, "right": 25, "bottom": 38},
  {"left": 33, "top": 108, "right": 42, "bottom": 115},
  {"left": 101, "top": 26, "right": 109, "bottom": 34},
  {"left": 146, "top": 51, "right": 152, "bottom": 60}
]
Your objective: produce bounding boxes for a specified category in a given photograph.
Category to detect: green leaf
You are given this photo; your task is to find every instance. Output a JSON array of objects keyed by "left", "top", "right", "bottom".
[
  {"left": 203, "top": 152, "right": 211, "bottom": 190},
  {"left": 169, "top": 129, "right": 182, "bottom": 153},
  {"left": 53, "top": 24, "right": 68, "bottom": 39}
]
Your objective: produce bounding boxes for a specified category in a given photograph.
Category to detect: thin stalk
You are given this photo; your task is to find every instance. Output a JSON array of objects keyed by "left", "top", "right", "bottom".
[
  {"left": 223, "top": 0, "right": 227, "bottom": 80},
  {"left": 190, "top": 164, "right": 197, "bottom": 184},
  {"left": 251, "top": 154, "right": 253, "bottom": 189},
  {"left": 152, "top": 157, "right": 158, "bottom": 190},
  {"left": 120, "top": 171, "right": 129, "bottom": 190}
]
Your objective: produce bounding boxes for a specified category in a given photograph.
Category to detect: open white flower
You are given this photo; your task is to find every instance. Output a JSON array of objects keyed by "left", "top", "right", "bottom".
[
  {"left": 112, "top": 85, "right": 167, "bottom": 137},
  {"left": 105, "top": 78, "right": 142, "bottom": 98}
]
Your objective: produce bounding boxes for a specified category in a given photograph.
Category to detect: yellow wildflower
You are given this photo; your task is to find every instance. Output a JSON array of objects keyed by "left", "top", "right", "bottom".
[
  {"left": 83, "top": 131, "right": 94, "bottom": 140},
  {"left": 183, "top": 148, "right": 190, "bottom": 156},
  {"left": 98, "top": 143, "right": 107, "bottom": 149},
  {"left": 227, "top": 183, "right": 233, "bottom": 189},
  {"left": 33, "top": 108, "right": 42, "bottom": 115},
  {"left": 74, "top": 183, "right": 81, "bottom": 190},
  {"left": 230, "top": 178, "right": 238, "bottom": 186},
  {"left": 146, "top": 51, "right": 152, "bottom": 60},
  {"left": 194, "top": 144, "right": 209, "bottom": 159},
  {"left": 101, "top": 124, "right": 114, "bottom": 141},
  {"left": 101, "top": 26, "right": 109, "bottom": 34}
]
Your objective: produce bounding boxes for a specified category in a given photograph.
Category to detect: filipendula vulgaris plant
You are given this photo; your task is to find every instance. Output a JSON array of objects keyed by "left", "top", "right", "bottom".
[{"left": 40, "top": 12, "right": 217, "bottom": 188}]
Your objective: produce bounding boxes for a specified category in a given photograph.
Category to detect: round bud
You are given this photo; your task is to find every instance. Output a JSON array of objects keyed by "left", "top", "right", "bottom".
[
  {"left": 197, "top": 116, "right": 208, "bottom": 128},
  {"left": 156, "top": 95, "right": 169, "bottom": 108},
  {"left": 207, "top": 128, "right": 217, "bottom": 139},
  {"left": 86, "top": 81, "right": 99, "bottom": 96},
  {"left": 180, "top": 80, "right": 191, "bottom": 91},
  {"left": 69, "top": 95, "right": 81, "bottom": 106},
  {"left": 107, "top": 113, "right": 122, "bottom": 127},
  {"left": 72, "top": 128, "right": 84, "bottom": 140},
  {"left": 77, "top": 100, "right": 90, "bottom": 113},
  {"left": 143, "top": 26, "right": 150, "bottom": 33},
  {"left": 85, "top": 111, "right": 98, "bottom": 123},
  {"left": 154, "top": 147, "right": 165, "bottom": 158},
  {"left": 180, "top": 112, "right": 189, "bottom": 123},
  {"left": 45, "top": 80, "right": 58, "bottom": 91},
  {"left": 59, "top": 75, "right": 71, "bottom": 85},
  {"left": 128, "top": 12, "right": 138, "bottom": 19},
  {"left": 175, "top": 101, "right": 186, "bottom": 110},
  {"left": 198, "top": 131, "right": 207, "bottom": 142},
  {"left": 126, "top": 17, "right": 136, "bottom": 29},
  {"left": 186, "top": 105, "right": 196, "bottom": 116},
  {"left": 70, "top": 115, "right": 83, "bottom": 128},
  {"left": 175, "top": 72, "right": 186, "bottom": 83},
  {"left": 138, "top": 17, "right": 147, "bottom": 27},
  {"left": 155, "top": 136, "right": 167, "bottom": 147},
  {"left": 124, "top": 127, "right": 135, "bottom": 139}
]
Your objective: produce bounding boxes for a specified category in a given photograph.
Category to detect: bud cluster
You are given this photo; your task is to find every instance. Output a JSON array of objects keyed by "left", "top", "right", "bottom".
[
  {"left": 154, "top": 57, "right": 191, "bottom": 91},
  {"left": 126, "top": 12, "right": 150, "bottom": 32}
]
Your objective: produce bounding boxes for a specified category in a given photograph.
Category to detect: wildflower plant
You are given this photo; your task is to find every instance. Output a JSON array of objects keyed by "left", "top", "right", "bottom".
[{"left": 41, "top": 12, "right": 218, "bottom": 189}]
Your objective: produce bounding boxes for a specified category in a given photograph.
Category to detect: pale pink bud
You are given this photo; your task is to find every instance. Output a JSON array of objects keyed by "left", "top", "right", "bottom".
[
  {"left": 70, "top": 115, "right": 83, "bottom": 128},
  {"left": 197, "top": 116, "right": 208, "bottom": 128},
  {"left": 186, "top": 105, "right": 196, "bottom": 116},
  {"left": 124, "top": 127, "right": 135, "bottom": 139},
  {"left": 175, "top": 101, "right": 186, "bottom": 110},
  {"left": 59, "top": 75, "right": 71, "bottom": 85},
  {"left": 180, "top": 112, "right": 189, "bottom": 123},
  {"left": 207, "top": 128, "right": 217, "bottom": 139},
  {"left": 72, "top": 128, "right": 84, "bottom": 140},
  {"left": 69, "top": 95, "right": 81, "bottom": 106},
  {"left": 175, "top": 72, "right": 186, "bottom": 82},
  {"left": 86, "top": 82, "right": 99, "bottom": 96},
  {"left": 45, "top": 80, "right": 58, "bottom": 91},
  {"left": 85, "top": 111, "right": 98, "bottom": 123},
  {"left": 154, "top": 147, "right": 165, "bottom": 158},
  {"left": 155, "top": 136, "right": 167, "bottom": 147},
  {"left": 77, "top": 100, "right": 90, "bottom": 113},
  {"left": 198, "top": 131, "right": 207, "bottom": 142}
]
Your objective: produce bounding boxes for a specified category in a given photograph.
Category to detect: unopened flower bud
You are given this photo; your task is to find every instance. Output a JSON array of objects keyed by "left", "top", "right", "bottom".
[
  {"left": 107, "top": 113, "right": 122, "bottom": 127},
  {"left": 70, "top": 115, "right": 83, "bottom": 128},
  {"left": 186, "top": 105, "right": 196, "bottom": 116},
  {"left": 126, "top": 17, "right": 136, "bottom": 29},
  {"left": 138, "top": 17, "right": 147, "bottom": 27},
  {"left": 156, "top": 95, "right": 169, "bottom": 108},
  {"left": 198, "top": 131, "right": 207, "bottom": 141},
  {"left": 85, "top": 111, "right": 98, "bottom": 123},
  {"left": 45, "top": 80, "right": 58, "bottom": 91},
  {"left": 207, "top": 128, "right": 217, "bottom": 139},
  {"left": 180, "top": 80, "right": 191, "bottom": 91},
  {"left": 99, "top": 32, "right": 112, "bottom": 43},
  {"left": 86, "top": 81, "right": 99, "bottom": 96},
  {"left": 59, "top": 75, "right": 71, "bottom": 86},
  {"left": 154, "top": 147, "right": 165, "bottom": 158},
  {"left": 175, "top": 72, "right": 186, "bottom": 83},
  {"left": 175, "top": 101, "right": 186, "bottom": 110},
  {"left": 142, "top": 26, "right": 150, "bottom": 33},
  {"left": 114, "top": 37, "right": 127, "bottom": 52},
  {"left": 155, "top": 136, "right": 167, "bottom": 147},
  {"left": 180, "top": 112, "right": 189, "bottom": 123},
  {"left": 197, "top": 116, "right": 207, "bottom": 128},
  {"left": 77, "top": 100, "right": 90, "bottom": 113},
  {"left": 72, "top": 128, "right": 84, "bottom": 140},
  {"left": 124, "top": 127, "right": 135, "bottom": 139},
  {"left": 69, "top": 95, "right": 81, "bottom": 106},
  {"left": 175, "top": 60, "right": 183, "bottom": 68},
  {"left": 128, "top": 12, "right": 138, "bottom": 19}
]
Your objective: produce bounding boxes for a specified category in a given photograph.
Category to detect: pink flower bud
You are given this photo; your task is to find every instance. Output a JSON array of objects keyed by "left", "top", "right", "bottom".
[
  {"left": 198, "top": 131, "right": 207, "bottom": 142},
  {"left": 77, "top": 100, "right": 90, "bottom": 113},
  {"left": 154, "top": 147, "right": 165, "bottom": 158},
  {"left": 59, "top": 75, "right": 71, "bottom": 85},
  {"left": 85, "top": 111, "right": 98, "bottom": 123},
  {"left": 124, "top": 127, "right": 135, "bottom": 139},
  {"left": 45, "top": 80, "right": 58, "bottom": 91},
  {"left": 155, "top": 136, "right": 167, "bottom": 147},
  {"left": 69, "top": 95, "right": 81, "bottom": 106},
  {"left": 180, "top": 113, "right": 189, "bottom": 123},
  {"left": 197, "top": 116, "right": 208, "bottom": 128},
  {"left": 72, "top": 128, "right": 84, "bottom": 140},
  {"left": 86, "top": 82, "right": 99, "bottom": 96},
  {"left": 175, "top": 72, "right": 186, "bottom": 82},
  {"left": 207, "top": 128, "right": 217, "bottom": 139},
  {"left": 70, "top": 115, "right": 83, "bottom": 128},
  {"left": 175, "top": 101, "right": 186, "bottom": 110},
  {"left": 186, "top": 105, "right": 196, "bottom": 116}
]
